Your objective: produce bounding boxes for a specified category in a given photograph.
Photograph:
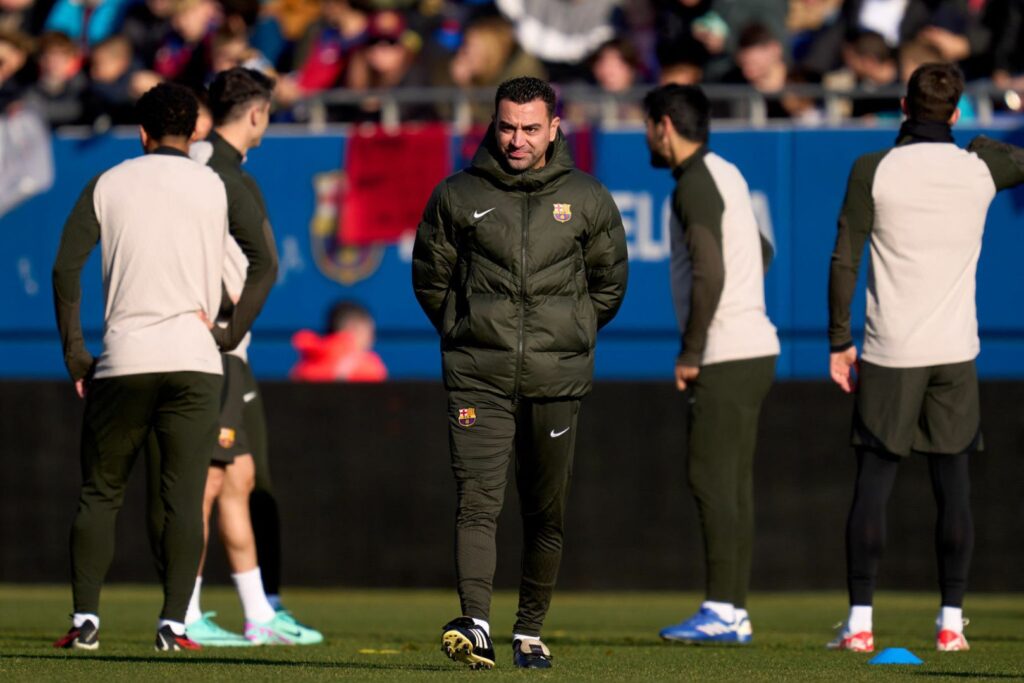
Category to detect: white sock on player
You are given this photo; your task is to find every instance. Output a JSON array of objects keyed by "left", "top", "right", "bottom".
[
  {"left": 513, "top": 632, "right": 542, "bottom": 643},
  {"left": 470, "top": 618, "right": 490, "bottom": 636},
  {"left": 938, "top": 606, "right": 964, "bottom": 632},
  {"left": 184, "top": 576, "right": 203, "bottom": 626},
  {"left": 232, "top": 567, "right": 277, "bottom": 623},
  {"left": 157, "top": 619, "right": 186, "bottom": 636},
  {"left": 73, "top": 612, "right": 99, "bottom": 629},
  {"left": 847, "top": 605, "right": 873, "bottom": 633},
  {"left": 702, "top": 600, "right": 735, "bottom": 623}
]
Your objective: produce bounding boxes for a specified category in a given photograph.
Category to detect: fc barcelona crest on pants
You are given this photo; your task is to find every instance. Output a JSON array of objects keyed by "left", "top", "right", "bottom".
[
  {"left": 458, "top": 408, "right": 477, "bottom": 427},
  {"left": 553, "top": 203, "right": 572, "bottom": 223}
]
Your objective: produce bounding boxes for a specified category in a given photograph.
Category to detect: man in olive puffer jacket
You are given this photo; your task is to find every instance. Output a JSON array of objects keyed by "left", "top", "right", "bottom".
[{"left": 413, "top": 76, "right": 627, "bottom": 670}]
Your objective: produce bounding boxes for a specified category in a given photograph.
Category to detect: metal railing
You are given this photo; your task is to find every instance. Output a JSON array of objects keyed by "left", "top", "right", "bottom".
[{"left": 296, "top": 82, "right": 1019, "bottom": 131}]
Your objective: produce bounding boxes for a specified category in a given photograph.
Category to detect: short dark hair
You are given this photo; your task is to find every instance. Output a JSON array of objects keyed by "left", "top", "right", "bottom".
[
  {"left": 737, "top": 22, "right": 778, "bottom": 51},
  {"left": 643, "top": 84, "right": 710, "bottom": 144},
  {"left": 494, "top": 76, "right": 557, "bottom": 119},
  {"left": 328, "top": 300, "right": 372, "bottom": 332},
  {"left": 906, "top": 62, "right": 963, "bottom": 123},
  {"left": 135, "top": 82, "right": 198, "bottom": 140},
  {"left": 848, "top": 29, "right": 893, "bottom": 63},
  {"left": 207, "top": 67, "right": 275, "bottom": 125}
]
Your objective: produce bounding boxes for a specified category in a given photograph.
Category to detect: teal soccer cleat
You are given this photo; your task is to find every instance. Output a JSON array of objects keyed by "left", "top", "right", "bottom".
[
  {"left": 245, "top": 610, "right": 324, "bottom": 645},
  {"left": 186, "top": 612, "right": 253, "bottom": 647}
]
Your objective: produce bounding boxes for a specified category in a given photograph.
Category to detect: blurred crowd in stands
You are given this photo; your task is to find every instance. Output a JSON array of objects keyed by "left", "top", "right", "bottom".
[{"left": 1, "top": 0, "right": 1022, "bottom": 128}]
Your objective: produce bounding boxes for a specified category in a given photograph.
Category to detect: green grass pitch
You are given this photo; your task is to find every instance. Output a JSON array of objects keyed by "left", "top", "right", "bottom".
[{"left": 1, "top": 586, "right": 1022, "bottom": 681}]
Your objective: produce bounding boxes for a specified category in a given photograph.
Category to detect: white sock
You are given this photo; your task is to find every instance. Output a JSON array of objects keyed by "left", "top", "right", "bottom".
[
  {"left": 847, "top": 605, "right": 873, "bottom": 633},
  {"left": 185, "top": 576, "right": 203, "bottom": 626},
  {"left": 735, "top": 608, "right": 749, "bottom": 623},
  {"left": 939, "top": 606, "right": 963, "bottom": 632},
  {"left": 513, "top": 632, "right": 541, "bottom": 643},
  {"left": 470, "top": 618, "right": 490, "bottom": 636},
  {"left": 702, "top": 600, "right": 735, "bottom": 623},
  {"left": 158, "top": 619, "right": 186, "bottom": 636},
  {"left": 232, "top": 567, "right": 277, "bottom": 623},
  {"left": 73, "top": 613, "right": 99, "bottom": 629}
]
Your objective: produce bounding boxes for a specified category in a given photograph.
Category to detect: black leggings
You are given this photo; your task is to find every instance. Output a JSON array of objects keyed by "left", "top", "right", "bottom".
[{"left": 846, "top": 447, "right": 974, "bottom": 607}]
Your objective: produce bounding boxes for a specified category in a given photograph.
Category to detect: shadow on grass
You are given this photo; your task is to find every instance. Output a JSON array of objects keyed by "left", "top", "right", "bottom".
[
  {"left": 911, "top": 673, "right": 1024, "bottom": 679},
  {"left": 3, "top": 653, "right": 450, "bottom": 672}
]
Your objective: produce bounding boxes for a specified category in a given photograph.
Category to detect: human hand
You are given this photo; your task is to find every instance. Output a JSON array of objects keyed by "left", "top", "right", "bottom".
[
  {"left": 75, "top": 378, "right": 86, "bottom": 398},
  {"left": 919, "top": 26, "right": 970, "bottom": 61},
  {"left": 196, "top": 309, "right": 214, "bottom": 330},
  {"left": 830, "top": 346, "right": 859, "bottom": 393},
  {"left": 675, "top": 364, "right": 700, "bottom": 391}
]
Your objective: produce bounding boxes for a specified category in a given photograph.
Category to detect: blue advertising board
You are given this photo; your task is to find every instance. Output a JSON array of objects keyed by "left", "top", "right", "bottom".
[{"left": 3, "top": 125, "right": 1023, "bottom": 380}]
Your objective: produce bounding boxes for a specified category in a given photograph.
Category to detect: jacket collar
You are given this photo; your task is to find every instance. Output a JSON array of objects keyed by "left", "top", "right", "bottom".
[
  {"left": 151, "top": 146, "right": 189, "bottom": 158},
  {"left": 672, "top": 144, "right": 709, "bottom": 180},
  {"left": 208, "top": 130, "right": 245, "bottom": 166},
  {"left": 470, "top": 125, "right": 575, "bottom": 191},
  {"left": 896, "top": 120, "right": 955, "bottom": 146}
]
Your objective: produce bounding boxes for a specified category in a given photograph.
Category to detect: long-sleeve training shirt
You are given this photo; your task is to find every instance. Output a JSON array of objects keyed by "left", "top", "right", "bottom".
[
  {"left": 52, "top": 146, "right": 275, "bottom": 380},
  {"left": 670, "top": 147, "right": 779, "bottom": 367},
  {"left": 829, "top": 122, "right": 1024, "bottom": 368}
]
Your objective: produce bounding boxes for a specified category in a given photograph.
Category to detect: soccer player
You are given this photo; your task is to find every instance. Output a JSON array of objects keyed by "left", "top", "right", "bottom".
[
  {"left": 643, "top": 84, "right": 779, "bottom": 645},
  {"left": 412, "top": 76, "right": 628, "bottom": 670},
  {"left": 145, "top": 67, "right": 321, "bottom": 646},
  {"left": 827, "top": 63, "right": 1024, "bottom": 653},
  {"left": 51, "top": 82, "right": 276, "bottom": 651}
]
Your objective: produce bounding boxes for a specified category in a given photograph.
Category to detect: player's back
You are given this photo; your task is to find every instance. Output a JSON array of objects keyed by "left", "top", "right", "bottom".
[
  {"left": 93, "top": 151, "right": 229, "bottom": 378},
  {"left": 864, "top": 142, "right": 996, "bottom": 367}
]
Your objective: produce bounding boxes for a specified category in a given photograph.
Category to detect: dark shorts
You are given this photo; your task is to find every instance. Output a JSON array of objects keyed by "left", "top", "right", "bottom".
[
  {"left": 214, "top": 354, "right": 260, "bottom": 464},
  {"left": 853, "top": 360, "right": 982, "bottom": 457}
]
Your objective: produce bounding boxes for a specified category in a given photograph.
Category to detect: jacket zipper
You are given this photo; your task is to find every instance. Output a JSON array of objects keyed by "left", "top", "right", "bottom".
[{"left": 513, "top": 193, "right": 529, "bottom": 399}]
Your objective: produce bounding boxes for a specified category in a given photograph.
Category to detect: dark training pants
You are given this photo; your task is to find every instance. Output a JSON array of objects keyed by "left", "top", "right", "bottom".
[
  {"left": 71, "top": 371, "right": 220, "bottom": 622},
  {"left": 846, "top": 447, "right": 974, "bottom": 607},
  {"left": 447, "top": 390, "right": 580, "bottom": 637},
  {"left": 144, "top": 356, "right": 282, "bottom": 596},
  {"left": 686, "top": 355, "right": 776, "bottom": 608}
]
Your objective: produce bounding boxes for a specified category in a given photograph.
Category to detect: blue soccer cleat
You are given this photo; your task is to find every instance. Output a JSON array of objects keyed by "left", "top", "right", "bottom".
[{"left": 659, "top": 607, "right": 743, "bottom": 644}]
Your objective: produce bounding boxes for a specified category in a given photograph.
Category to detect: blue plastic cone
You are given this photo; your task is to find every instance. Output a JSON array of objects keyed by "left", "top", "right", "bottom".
[{"left": 868, "top": 647, "right": 923, "bottom": 665}]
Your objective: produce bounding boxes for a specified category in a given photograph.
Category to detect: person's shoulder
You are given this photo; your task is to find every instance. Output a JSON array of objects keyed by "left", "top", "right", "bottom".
[
  {"left": 848, "top": 147, "right": 892, "bottom": 181},
  {"left": 563, "top": 168, "right": 614, "bottom": 202}
]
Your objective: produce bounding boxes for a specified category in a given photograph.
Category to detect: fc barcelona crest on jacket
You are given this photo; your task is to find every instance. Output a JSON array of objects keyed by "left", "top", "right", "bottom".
[
  {"left": 552, "top": 203, "right": 572, "bottom": 222},
  {"left": 458, "top": 408, "right": 477, "bottom": 427}
]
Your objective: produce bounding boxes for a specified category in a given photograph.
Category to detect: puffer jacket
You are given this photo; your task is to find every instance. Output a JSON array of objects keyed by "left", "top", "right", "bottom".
[{"left": 412, "top": 127, "right": 628, "bottom": 398}]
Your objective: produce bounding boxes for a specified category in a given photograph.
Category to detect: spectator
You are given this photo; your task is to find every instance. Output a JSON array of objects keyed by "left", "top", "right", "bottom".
[
  {"left": 345, "top": 9, "right": 435, "bottom": 120},
  {"left": 0, "top": 0, "right": 50, "bottom": 36},
  {"left": 0, "top": 29, "right": 33, "bottom": 111},
  {"left": 209, "top": 25, "right": 274, "bottom": 76},
  {"left": 44, "top": 0, "right": 131, "bottom": 47},
  {"left": 656, "top": 35, "right": 707, "bottom": 85},
  {"left": 84, "top": 34, "right": 141, "bottom": 126},
  {"left": 780, "top": 66, "right": 824, "bottom": 124},
  {"left": 836, "top": 29, "right": 900, "bottom": 118},
  {"left": 723, "top": 23, "right": 790, "bottom": 118},
  {"left": 275, "top": 0, "right": 369, "bottom": 107},
  {"left": 801, "top": 0, "right": 970, "bottom": 78},
  {"left": 448, "top": 13, "right": 544, "bottom": 87},
  {"left": 591, "top": 37, "right": 642, "bottom": 94},
  {"left": 494, "top": 0, "right": 620, "bottom": 83},
  {"left": 290, "top": 301, "right": 387, "bottom": 382},
  {"left": 153, "top": 0, "right": 221, "bottom": 90},
  {"left": 30, "top": 30, "right": 87, "bottom": 126},
  {"left": 121, "top": 0, "right": 175, "bottom": 67}
]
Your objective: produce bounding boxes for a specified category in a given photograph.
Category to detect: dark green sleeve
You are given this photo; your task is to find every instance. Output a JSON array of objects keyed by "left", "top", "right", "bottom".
[
  {"left": 584, "top": 184, "right": 628, "bottom": 329},
  {"left": 52, "top": 176, "right": 101, "bottom": 381},
  {"left": 968, "top": 136, "right": 1024, "bottom": 190},
  {"left": 412, "top": 182, "right": 457, "bottom": 334},
  {"left": 210, "top": 176, "right": 279, "bottom": 351},
  {"left": 676, "top": 168, "right": 725, "bottom": 368},
  {"left": 828, "top": 151, "right": 884, "bottom": 351}
]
